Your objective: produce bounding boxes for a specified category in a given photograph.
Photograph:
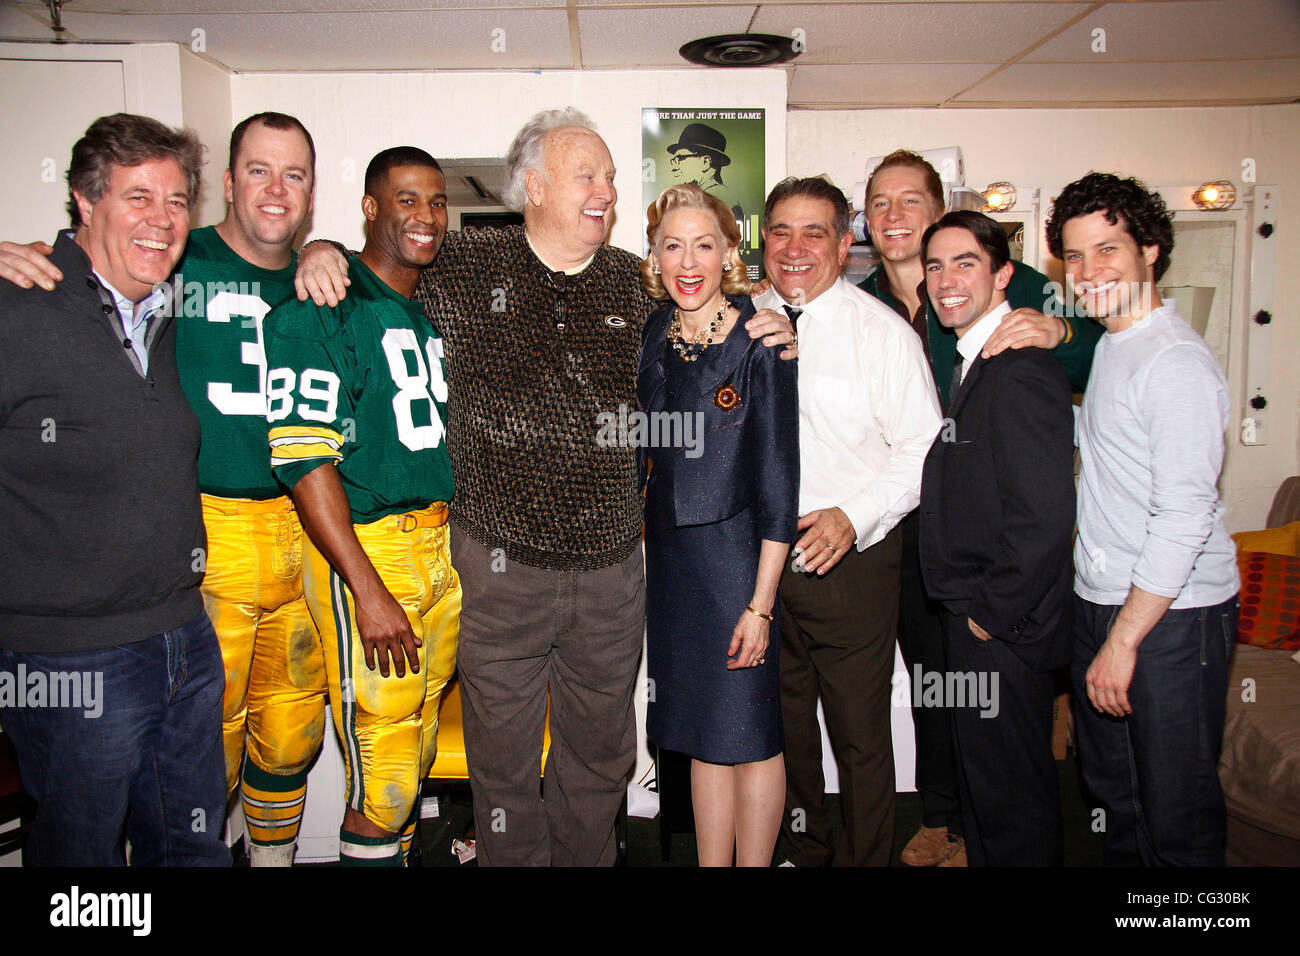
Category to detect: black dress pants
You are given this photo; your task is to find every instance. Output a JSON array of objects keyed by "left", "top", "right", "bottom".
[
  {"left": 898, "top": 509, "right": 961, "bottom": 833},
  {"left": 778, "top": 525, "right": 901, "bottom": 866},
  {"left": 943, "top": 610, "right": 1062, "bottom": 866}
]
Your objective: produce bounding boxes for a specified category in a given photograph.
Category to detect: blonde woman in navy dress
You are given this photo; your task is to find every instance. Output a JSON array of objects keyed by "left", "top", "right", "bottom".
[{"left": 637, "top": 184, "right": 799, "bottom": 866}]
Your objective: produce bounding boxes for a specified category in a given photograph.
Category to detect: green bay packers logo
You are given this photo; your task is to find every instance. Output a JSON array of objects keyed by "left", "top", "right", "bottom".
[{"left": 604, "top": 315, "right": 627, "bottom": 328}]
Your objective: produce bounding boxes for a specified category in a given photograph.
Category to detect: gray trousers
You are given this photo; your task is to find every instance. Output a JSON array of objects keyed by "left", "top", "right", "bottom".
[{"left": 452, "top": 522, "right": 644, "bottom": 866}]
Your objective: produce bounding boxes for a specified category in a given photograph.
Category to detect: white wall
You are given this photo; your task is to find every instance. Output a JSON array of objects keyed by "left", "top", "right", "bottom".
[
  {"left": 179, "top": 48, "right": 234, "bottom": 226},
  {"left": 789, "top": 105, "right": 1300, "bottom": 531},
  {"left": 229, "top": 69, "right": 789, "bottom": 256},
  {"left": 0, "top": 42, "right": 192, "bottom": 244}
]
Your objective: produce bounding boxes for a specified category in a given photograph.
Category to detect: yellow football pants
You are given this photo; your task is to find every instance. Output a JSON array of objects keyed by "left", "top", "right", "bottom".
[
  {"left": 202, "top": 494, "right": 328, "bottom": 846},
  {"left": 303, "top": 503, "right": 460, "bottom": 837}
]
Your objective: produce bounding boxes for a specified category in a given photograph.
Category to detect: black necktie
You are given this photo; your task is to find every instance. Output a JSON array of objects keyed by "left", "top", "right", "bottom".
[
  {"left": 783, "top": 305, "right": 803, "bottom": 323},
  {"left": 948, "top": 351, "right": 964, "bottom": 411}
]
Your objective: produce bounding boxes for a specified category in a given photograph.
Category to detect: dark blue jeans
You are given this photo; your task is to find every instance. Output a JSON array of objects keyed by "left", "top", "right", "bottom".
[
  {"left": 1071, "top": 594, "right": 1237, "bottom": 866},
  {"left": 0, "top": 611, "right": 229, "bottom": 866}
]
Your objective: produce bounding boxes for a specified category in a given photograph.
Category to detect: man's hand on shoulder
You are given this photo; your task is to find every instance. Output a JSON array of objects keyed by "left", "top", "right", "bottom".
[
  {"left": 982, "top": 308, "right": 1066, "bottom": 359},
  {"left": 747, "top": 306, "right": 799, "bottom": 360},
  {"left": 0, "top": 241, "right": 61, "bottom": 291},
  {"left": 295, "top": 239, "right": 351, "bottom": 307}
]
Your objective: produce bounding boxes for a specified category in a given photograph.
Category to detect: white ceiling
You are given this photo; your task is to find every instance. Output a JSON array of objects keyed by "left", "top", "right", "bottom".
[{"left": 1, "top": 0, "right": 1296, "bottom": 108}]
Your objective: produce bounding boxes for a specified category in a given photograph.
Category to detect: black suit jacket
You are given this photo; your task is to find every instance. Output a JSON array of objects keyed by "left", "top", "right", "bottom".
[
  {"left": 919, "top": 343, "right": 1075, "bottom": 672},
  {"left": 636, "top": 296, "right": 799, "bottom": 540}
]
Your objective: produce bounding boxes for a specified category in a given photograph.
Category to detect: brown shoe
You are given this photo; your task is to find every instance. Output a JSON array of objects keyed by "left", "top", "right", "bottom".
[
  {"left": 900, "top": 825, "right": 960, "bottom": 867},
  {"left": 936, "top": 838, "right": 968, "bottom": 867}
]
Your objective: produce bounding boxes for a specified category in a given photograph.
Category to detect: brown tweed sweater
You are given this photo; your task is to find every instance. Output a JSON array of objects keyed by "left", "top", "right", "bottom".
[{"left": 414, "top": 225, "right": 654, "bottom": 571}]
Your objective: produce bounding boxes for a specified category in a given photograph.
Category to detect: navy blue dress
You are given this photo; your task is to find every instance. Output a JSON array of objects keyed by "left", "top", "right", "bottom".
[{"left": 636, "top": 297, "right": 799, "bottom": 765}]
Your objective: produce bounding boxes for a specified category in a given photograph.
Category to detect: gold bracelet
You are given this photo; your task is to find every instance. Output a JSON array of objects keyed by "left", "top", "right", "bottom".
[
  {"left": 1060, "top": 315, "right": 1074, "bottom": 345},
  {"left": 746, "top": 603, "right": 774, "bottom": 622}
]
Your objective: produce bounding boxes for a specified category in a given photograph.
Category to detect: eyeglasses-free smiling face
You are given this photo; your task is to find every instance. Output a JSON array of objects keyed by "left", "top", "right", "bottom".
[
  {"left": 74, "top": 157, "right": 192, "bottom": 303},
  {"left": 762, "top": 194, "right": 851, "bottom": 307},
  {"left": 223, "top": 120, "right": 315, "bottom": 260},
  {"left": 867, "top": 164, "right": 944, "bottom": 267},
  {"left": 364, "top": 164, "right": 448, "bottom": 270},
  {"left": 527, "top": 127, "right": 617, "bottom": 260},
  {"left": 924, "top": 226, "right": 1012, "bottom": 337},
  {"left": 1061, "top": 210, "right": 1161, "bottom": 332},
  {"left": 654, "top": 206, "right": 736, "bottom": 319}
]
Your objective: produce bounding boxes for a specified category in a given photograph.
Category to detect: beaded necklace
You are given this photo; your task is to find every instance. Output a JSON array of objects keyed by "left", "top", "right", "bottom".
[{"left": 668, "top": 300, "right": 729, "bottom": 362}]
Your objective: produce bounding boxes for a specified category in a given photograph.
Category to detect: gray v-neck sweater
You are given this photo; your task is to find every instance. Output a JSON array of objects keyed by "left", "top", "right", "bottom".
[{"left": 0, "top": 233, "right": 204, "bottom": 652}]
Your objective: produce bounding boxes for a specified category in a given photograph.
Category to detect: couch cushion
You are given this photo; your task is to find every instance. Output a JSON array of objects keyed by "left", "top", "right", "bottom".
[
  {"left": 1237, "top": 551, "right": 1300, "bottom": 650},
  {"left": 1221, "top": 643, "right": 1300, "bottom": 842},
  {"left": 1232, "top": 521, "right": 1300, "bottom": 558}
]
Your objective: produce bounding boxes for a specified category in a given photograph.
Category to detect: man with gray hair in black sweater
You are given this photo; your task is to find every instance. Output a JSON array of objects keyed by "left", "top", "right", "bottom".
[{"left": 0, "top": 113, "right": 228, "bottom": 866}]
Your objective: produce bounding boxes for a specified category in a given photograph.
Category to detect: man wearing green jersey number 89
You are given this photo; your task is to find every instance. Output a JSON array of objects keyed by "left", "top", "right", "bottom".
[
  {"left": 263, "top": 148, "right": 458, "bottom": 866},
  {"left": 0, "top": 112, "right": 326, "bottom": 867}
]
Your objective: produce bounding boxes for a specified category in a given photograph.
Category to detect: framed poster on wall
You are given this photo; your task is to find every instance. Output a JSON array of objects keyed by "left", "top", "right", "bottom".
[{"left": 642, "top": 108, "right": 766, "bottom": 280}]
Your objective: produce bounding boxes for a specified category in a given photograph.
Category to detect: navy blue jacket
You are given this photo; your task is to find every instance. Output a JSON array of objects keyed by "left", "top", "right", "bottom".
[{"left": 636, "top": 296, "right": 799, "bottom": 541}]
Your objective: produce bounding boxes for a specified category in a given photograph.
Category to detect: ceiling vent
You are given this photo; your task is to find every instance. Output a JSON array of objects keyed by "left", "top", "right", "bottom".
[{"left": 679, "top": 34, "right": 801, "bottom": 68}]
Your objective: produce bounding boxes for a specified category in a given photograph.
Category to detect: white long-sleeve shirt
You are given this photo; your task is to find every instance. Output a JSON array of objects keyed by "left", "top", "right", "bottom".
[
  {"left": 1074, "top": 304, "right": 1239, "bottom": 608},
  {"left": 754, "top": 278, "right": 942, "bottom": 551}
]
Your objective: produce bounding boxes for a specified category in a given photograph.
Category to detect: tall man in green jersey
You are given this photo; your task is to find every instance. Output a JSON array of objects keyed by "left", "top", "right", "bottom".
[
  {"left": 183, "top": 114, "right": 327, "bottom": 866},
  {"left": 263, "top": 149, "right": 458, "bottom": 866},
  {"left": 0, "top": 112, "right": 326, "bottom": 867}
]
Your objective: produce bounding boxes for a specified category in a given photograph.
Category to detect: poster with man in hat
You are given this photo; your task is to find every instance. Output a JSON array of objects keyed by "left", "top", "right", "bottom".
[{"left": 642, "top": 108, "right": 766, "bottom": 278}]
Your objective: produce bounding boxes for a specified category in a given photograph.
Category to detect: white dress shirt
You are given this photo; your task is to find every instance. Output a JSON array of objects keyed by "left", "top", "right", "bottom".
[
  {"left": 754, "top": 278, "right": 942, "bottom": 551},
  {"left": 954, "top": 300, "right": 1011, "bottom": 384}
]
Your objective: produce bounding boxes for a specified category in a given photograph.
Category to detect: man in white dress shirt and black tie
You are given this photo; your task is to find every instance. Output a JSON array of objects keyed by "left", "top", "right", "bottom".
[{"left": 753, "top": 176, "right": 941, "bottom": 866}]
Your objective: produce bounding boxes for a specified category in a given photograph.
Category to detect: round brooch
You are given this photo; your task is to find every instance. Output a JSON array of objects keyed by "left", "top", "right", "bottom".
[{"left": 714, "top": 384, "right": 742, "bottom": 412}]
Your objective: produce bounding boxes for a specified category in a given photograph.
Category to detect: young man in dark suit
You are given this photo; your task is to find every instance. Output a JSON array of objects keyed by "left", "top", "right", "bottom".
[
  {"left": 860, "top": 150, "right": 1102, "bottom": 867},
  {"left": 917, "top": 211, "right": 1076, "bottom": 866}
]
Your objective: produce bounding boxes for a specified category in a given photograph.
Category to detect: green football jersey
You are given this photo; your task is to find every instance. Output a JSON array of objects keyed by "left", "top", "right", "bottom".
[
  {"left": 173, "top": 226, "right": 298, "bottom": 498},
  {"left": 263, "top": 257, "right": 454, "bottom": 525}
]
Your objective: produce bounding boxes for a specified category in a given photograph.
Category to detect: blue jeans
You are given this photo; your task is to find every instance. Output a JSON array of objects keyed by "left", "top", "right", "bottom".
[
  {"left": 1071, "top": 594, "right": 1237, "bottom": 866},
  {"left": 0, "top": 611, "right": 229, "bottom": 866}
]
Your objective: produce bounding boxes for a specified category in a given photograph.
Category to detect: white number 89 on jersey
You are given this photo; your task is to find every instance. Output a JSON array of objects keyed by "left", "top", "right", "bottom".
[{"left": 267, "top": 329, "right": 448, "bottom": 452}]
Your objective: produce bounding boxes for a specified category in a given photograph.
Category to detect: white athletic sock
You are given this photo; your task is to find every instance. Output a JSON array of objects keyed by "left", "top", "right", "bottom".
[{"left": 248, "top": 842, "right": 297, "bottom": 868}]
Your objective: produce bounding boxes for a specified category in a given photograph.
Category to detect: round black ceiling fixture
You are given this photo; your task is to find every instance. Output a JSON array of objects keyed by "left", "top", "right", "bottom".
[{"left": 679, "top": 34, "right": 801, "bottom": 68}]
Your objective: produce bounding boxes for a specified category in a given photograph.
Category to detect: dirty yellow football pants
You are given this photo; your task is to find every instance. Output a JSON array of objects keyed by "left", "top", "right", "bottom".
[
  {"left": 302, "top": 504, "right": 460, "bottom": 842},
  {"left": 202, "top": 494, "right": 327, "bottom": 847}
]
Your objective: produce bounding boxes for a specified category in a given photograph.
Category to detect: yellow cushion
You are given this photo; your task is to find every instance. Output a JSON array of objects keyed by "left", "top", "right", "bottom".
[{"left": 1233, "top": 521, "right": 1300, "bottom": 558}]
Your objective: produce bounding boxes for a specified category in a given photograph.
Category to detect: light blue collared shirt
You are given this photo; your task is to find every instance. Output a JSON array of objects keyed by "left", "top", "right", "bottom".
[{"left": 93, "top": 270, "right": 169, "bottom": 375}]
